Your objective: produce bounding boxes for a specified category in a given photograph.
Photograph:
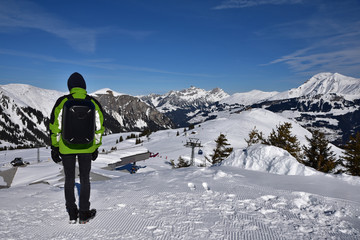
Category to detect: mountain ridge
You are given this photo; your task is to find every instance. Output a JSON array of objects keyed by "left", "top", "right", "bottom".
[{"left": 1, "top": 72, "right": 360, "bottom": 148}]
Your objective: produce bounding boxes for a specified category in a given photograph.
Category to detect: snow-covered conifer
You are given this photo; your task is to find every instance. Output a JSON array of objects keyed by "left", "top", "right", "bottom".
[
  {"left": 303, "top": 130, "right": 337, "bottom": 173},
  {"left": 342, "top": 132, "right": 360, "bottom": 176},
  {"left": 210, "top": 133, "right": 233, "bottom": 165},
  {"left": 266, "top": 122, "right": 302, "bottom": 162}
]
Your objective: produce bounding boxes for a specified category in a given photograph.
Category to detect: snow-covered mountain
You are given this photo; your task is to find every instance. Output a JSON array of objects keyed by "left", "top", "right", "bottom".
[
  {"left": 271, "top": 72, "right": 360, "bottom": 101},
  {"left": 140, "top": 86, "right": 229, "bottom": 127},
  {"left": 1, "top": 72, "right": 360, "bottom": 148}
]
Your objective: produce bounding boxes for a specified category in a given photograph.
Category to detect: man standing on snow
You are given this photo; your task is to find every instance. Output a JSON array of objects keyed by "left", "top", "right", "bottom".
[{"left": 49, "top": 72, "right": 105, "bottom": 224}]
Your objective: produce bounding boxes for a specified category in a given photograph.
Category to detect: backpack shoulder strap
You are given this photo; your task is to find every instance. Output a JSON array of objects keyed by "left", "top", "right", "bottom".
[
  {"left": 86, "top": 95, "right": 104, "bottom": 113},
  {"left": 65, "top": 94, "right": 90, "bottom": 101},
  {"left": 66, "top": 94, "right": 74, "bottom": 100}
]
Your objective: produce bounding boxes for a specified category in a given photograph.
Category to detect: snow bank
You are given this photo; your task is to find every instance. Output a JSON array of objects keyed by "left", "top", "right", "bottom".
[{"left": 223, "top": 144, "right": 317, "bottom": 176}]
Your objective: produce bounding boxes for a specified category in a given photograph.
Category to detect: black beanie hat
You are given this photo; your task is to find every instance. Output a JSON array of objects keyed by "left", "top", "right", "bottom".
[{"left": 67, "top": 72, "right": 86, "bottom": 91}]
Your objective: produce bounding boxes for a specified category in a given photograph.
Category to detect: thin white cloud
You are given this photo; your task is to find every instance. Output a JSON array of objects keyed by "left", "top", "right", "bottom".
[
  {"left": 265, "top": 19, "right": 360, "bottom": 76},
  {"left": 213, "top": 0, "right": 303, "bottom": 9},
  {"left": 0, "top": 0, "right": 97, "bottom": 53},
  {"left": 0, "top": 0, "right": 153, "bottom": 53},
  {"left": 0, "top": 48, "right": 216, "bottom": 78}
]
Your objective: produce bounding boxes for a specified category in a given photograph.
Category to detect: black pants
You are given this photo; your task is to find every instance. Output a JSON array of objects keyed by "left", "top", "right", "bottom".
[{"left": 62, "top": 154, "right": 92, "bottom": 212}]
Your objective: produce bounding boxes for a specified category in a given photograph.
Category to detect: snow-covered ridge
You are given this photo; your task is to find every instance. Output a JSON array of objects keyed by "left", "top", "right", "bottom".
[
  {"left": 0, "top": 84, "right": 65, "bottom": 117},
  {"left": 221, "top": 90, "right": 279, "bottom": 106},
  {"left": 220, "top": 73, "right": 360, "bottom": 106},
  {"left": 140, "top": 86, "right": 230, "bottom": 113}
]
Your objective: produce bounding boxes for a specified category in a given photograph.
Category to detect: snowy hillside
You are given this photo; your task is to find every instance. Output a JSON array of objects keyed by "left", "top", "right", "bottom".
[{"left": 1, "top": 109, "right": 360, "bottom": 239}]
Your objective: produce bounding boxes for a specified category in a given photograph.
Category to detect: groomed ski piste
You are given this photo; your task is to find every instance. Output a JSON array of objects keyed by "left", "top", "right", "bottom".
[{"left": 1, "top": 109, "right": 360, "bottom": 240}]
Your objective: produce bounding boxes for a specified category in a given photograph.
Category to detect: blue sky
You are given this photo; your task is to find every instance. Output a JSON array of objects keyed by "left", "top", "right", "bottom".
[{"left": 0, "top": 0, "right": 360, "bottom": 95}]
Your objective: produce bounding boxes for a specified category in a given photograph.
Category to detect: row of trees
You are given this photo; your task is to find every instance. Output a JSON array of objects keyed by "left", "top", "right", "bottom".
[{"left": 245, "top": 122, "right": 360, "bottom": 176}]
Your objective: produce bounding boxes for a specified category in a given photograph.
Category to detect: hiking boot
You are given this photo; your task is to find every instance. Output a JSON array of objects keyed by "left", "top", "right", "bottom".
[
  {"left": 79, "top": 209, "right": 96, "bottom": 224},
  {"left": 67, "top": 208, "right": 79, "bottom": 224}
]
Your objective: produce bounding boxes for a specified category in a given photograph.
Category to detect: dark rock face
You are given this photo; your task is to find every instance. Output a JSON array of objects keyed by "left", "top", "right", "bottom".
[{"left": 94, "top": 92, "right": 175, "bottom": 133}]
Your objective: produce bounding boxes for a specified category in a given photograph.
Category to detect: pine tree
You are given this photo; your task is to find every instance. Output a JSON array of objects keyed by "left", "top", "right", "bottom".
[
  {"left": 303, "top": 130, "right": 337, "bottom": 173},
  {"left": 342, "top": 132, "right": 360, "bottom": 176},
  {"left": 119, "top": 136, "right": 123, "bottom": 142},
  {"left": 140, "top": 128, "right": 152, "bottom": 137},
  {"left": 174, "top": 156, "right": 191, "bottom": 168},
  {"left": 266, "top": 122, "right": 302, "bottom": 162},
  {"left": 245, "top": 127, "right": 265, "bottom": 146},
  {"left": 135, "top": 138, "right": 143, "bottom": 145},
  {"left": 210, "top": 133, "right": 233, "bottom": 165},
  {"left": 169, "top": 159, "right": 176, "bottom": 168}
]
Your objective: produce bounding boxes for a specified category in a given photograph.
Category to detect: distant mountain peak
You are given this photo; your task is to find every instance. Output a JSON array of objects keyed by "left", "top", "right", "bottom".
[
  {"left": 91, "top": 88, "right": 124, "bottom": 97},
  {"left": 140, "top": 86, "right": 229, "bottom": 112},
  {"left": 294, "top": 72, "right": 360, "bottom": 97},
  {"left": 269, "top": 72, "right": 360, "bottom": 101}
]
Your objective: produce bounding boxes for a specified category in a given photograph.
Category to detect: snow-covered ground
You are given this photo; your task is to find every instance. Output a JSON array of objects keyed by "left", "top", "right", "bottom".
[{"left": 1, "top": 109, "right": 360, "bottom": 239}]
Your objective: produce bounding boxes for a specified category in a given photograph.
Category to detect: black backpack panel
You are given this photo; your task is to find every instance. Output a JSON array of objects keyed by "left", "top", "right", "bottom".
[{"left": 62, "top": 96, "right": 96, "bottom": 145}]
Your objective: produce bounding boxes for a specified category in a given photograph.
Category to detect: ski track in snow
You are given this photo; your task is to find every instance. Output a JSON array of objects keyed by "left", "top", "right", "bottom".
[{"left": 1, "top": 167, "right": 360, "bottom": 240}]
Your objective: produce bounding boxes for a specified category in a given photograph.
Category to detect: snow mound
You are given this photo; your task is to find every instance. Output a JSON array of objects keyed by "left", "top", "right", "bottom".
[{"left": 223, "top": 144, "right": 317, "bottom": 176}]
